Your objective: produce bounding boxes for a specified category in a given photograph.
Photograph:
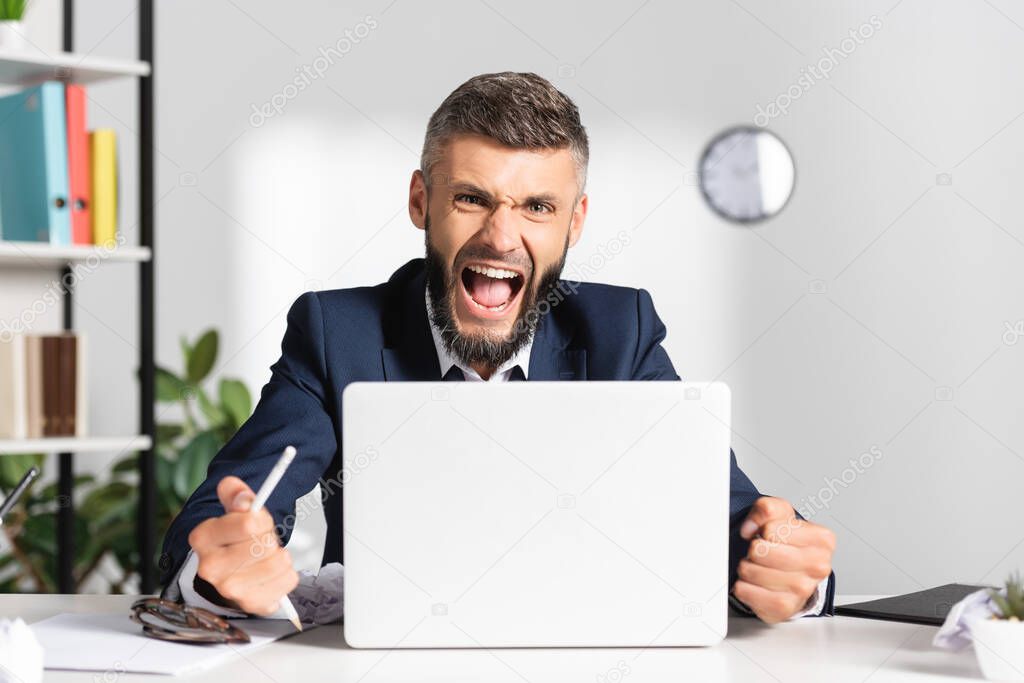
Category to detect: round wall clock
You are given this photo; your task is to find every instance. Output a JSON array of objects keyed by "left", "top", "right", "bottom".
[{"left": 699, "top": 126, "right": 795, "bottom": 223}]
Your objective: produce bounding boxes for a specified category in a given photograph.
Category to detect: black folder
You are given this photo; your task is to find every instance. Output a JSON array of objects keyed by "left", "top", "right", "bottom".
[{"left": 836, "top": 583, "right": 990, "bottom": 626}]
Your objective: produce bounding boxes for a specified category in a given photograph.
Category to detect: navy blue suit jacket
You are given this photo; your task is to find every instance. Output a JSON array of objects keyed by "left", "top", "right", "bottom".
[{"left": 160, "top": 258, "right": 835, "bottom": 615}]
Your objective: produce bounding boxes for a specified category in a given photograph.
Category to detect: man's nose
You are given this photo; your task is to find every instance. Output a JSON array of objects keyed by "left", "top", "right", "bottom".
[{"left": 477, "top": 203, "right": 521, "bottom": 255}]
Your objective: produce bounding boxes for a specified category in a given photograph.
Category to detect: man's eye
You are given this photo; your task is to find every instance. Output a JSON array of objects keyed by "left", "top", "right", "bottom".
[
  {"left": 455, "top": 194, "right": 484, "bottom": 206},
  {"left": 528, "top": 202, "right": 552, "bottom": 214}
]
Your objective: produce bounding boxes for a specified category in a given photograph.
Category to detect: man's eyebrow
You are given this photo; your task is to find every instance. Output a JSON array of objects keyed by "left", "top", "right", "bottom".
[
  {"left": 523, "top": 193, "right": 561, "bottom": 206},
  {"left": 447, "top": 181, "right": 493, "bottom": 199}
]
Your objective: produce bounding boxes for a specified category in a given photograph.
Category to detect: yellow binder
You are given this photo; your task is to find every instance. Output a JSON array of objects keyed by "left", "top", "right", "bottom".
[{"left": 89, "top": 129, "right": 118, "bottom": 246}]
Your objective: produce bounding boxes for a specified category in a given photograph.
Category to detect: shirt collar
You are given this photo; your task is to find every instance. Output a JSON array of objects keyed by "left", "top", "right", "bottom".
[{"left": 425, "top": 287, "right": 533, "bottom": 381}]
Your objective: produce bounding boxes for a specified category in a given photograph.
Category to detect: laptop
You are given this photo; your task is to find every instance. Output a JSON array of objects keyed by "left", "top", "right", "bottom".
[{"left": 341, "top": 381, "right": 731, "bottom": 648}]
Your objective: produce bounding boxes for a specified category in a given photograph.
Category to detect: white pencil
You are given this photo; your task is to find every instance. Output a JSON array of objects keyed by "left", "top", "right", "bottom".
[{"left": 250, "top": 445, "right": 303, "bottom": 631}]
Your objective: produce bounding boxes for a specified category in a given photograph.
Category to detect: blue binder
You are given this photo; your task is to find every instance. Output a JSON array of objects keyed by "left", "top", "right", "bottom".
[{"left": 0, "top": 82, "right": 71, "bottom": 245}]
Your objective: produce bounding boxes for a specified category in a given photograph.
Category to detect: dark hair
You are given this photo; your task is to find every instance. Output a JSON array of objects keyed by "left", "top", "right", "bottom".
[{"left": 420, "top": 72, "right": 589, "bottom": 195}]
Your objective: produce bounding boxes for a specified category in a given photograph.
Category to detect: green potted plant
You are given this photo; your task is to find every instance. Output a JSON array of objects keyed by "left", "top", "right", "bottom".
[
  {"left": 0, "top": 0, "right": 28, "bottom": 51},
  {"left": 969, "top": 573, "right": 1024, "bottom": 681}
]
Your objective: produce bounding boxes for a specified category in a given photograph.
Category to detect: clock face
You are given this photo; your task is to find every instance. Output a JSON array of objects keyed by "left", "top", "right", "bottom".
[{"left": 699, "top": 127, "right": 795, "bottom": 223}]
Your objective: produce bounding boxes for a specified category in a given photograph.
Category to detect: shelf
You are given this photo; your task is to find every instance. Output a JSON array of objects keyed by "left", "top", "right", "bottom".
[
  {"left": 0, "top": 435, "right": 153, "bottom": 455},
  {"left": 0, "top": 241, "right": 151, "bottom": 267},
  {"left": 0, "top": 50, "right": 150, "bottom": 87}
]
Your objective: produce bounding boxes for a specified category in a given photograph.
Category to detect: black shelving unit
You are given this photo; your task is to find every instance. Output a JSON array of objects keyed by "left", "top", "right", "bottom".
[{"left": 53, "top": 0, "right": 157, "bottom": 594}]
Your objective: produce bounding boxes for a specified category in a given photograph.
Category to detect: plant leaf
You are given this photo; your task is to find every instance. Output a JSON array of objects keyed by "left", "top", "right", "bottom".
[
  {"left": 0, "top": 0, "right": 24, "bottom": 20},
  {"left": 111, "top": 455, "right": 139, "bottom": 475},
  {"left": 156, "top": 454, "right": 184, "bottom": 507},
  {"left": 219, "top": 379, "right": 252, "bottom": 430},
  {"left": 197, "top": 388, "right": 226, "bottom": 426},
  {"left": 189, "top": 432, "right": 219, "bottom": 495},
  {"left": 173, "top": 431, "right": 219, "bottom": 499},
  {"left": 186, "top": 330, "right": 218, "bottom": 385},
  {"left": 991, "top": 591, "right": 1013, "bottom": 620},
  {"left": 37, "top": 474, "right": 94, "bottom": 501},
  {"left": 20, "top": 513, "right": 58, "bottom": 556},
  {"left": 79, "top": 481, "right": 133, "bottom": 523},
  {"left": 156, "top": 423, "right": 185, "bottom": 444},
  {"left": 156, "top": 366, "right": 189, "bottom": 402},
  {"left": 0, "top": 454, "right": 42, "bottom": 488},
  {"left": 179, "top": 335, "right": 192, "bottom": 367}
]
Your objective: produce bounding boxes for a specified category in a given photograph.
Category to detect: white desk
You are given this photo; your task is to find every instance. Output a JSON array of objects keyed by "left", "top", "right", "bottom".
[{"left": 1, "top": 594, "right": 986, "bottom": 682}]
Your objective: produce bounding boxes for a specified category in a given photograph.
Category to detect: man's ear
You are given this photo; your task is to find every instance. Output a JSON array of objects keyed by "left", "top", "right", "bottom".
[
  {"left": 567, "top": 193, "right": 588, "bottom": 248},
  {"left": 409, "top": 170, "right": 428, "bottom": 230}
]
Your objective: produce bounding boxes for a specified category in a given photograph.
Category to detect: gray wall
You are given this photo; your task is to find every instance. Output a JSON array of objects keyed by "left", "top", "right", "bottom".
[{"left": 6, "top": 0, "right": 1022, "bottom": 594}]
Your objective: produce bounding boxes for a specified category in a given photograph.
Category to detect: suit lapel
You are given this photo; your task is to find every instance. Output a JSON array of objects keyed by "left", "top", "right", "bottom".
[
  {"left": 381, "top": 266, "right": 442, "bottom": 381},
  {"left": 528, "top": 297, "right": 587, "bottom": 381}
]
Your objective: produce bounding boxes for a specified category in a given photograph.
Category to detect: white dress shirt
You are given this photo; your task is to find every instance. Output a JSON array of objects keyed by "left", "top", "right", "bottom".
[{"left": 169, "top": 287, "right": 827, "bottom": 619}]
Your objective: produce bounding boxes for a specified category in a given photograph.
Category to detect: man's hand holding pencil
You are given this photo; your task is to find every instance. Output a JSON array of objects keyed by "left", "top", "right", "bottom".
[{"left": 187, "top": 462, "right": 300, "bottom": 621}]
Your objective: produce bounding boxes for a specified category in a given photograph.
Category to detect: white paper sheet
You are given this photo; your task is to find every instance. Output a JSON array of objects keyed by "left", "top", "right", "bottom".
[
  {"left": 0, "top": 618, "right": 43, "bottom": 683},
  {"left": 31, "top": 612, "right": 309, "bottom": 676}
]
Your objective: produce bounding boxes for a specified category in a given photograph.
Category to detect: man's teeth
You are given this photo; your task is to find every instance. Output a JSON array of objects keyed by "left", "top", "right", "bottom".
[{"left": 467, "top": 264, "right": 518, "bottom": 280}]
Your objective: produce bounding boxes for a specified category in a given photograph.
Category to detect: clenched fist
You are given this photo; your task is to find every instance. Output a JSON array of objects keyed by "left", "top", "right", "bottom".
[
  {"left": 732, "top": 496, "right": 835, "bottom": 624},
  {"left": 187, "top": 476, "right": 299, "bottom": 615}
]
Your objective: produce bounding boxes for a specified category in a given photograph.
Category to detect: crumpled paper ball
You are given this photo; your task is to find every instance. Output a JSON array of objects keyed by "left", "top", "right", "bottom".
[
  {"left": 0, "top": 618, "right": 43, "bottom": 683},
  {"left": 933, "top": 587, "right": 1001, "bottom": 650},
  {"left": 289, "top": 562, "right": 344, "bottom": 625}
]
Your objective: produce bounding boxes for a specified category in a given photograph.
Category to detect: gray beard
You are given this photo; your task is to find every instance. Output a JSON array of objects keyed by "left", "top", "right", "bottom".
[{"left": 423, "top": 226, "right": 566, "bottom": 371}]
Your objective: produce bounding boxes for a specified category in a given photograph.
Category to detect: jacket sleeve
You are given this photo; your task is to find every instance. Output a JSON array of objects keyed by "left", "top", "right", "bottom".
[
  {"left": 631, "top": 289, "right": 834, "bottom": 616},
  {"left": 159, "top": 291, "right": 338, "bottom": 589}
]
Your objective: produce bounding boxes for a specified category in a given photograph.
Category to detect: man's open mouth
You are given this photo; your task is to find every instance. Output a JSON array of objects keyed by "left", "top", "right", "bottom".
[{"left": 459, "top": 263, "right": 526, "bottom": 315}]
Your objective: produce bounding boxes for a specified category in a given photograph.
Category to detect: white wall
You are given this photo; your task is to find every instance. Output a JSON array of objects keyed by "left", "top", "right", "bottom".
[{"left": 5, "top": 0, "right": 1022, "bottom": 594}]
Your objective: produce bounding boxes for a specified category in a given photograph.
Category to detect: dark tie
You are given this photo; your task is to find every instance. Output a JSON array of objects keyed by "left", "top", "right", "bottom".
[{"left": 442, "top": 365, "right": 465, "bottom": 381}]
